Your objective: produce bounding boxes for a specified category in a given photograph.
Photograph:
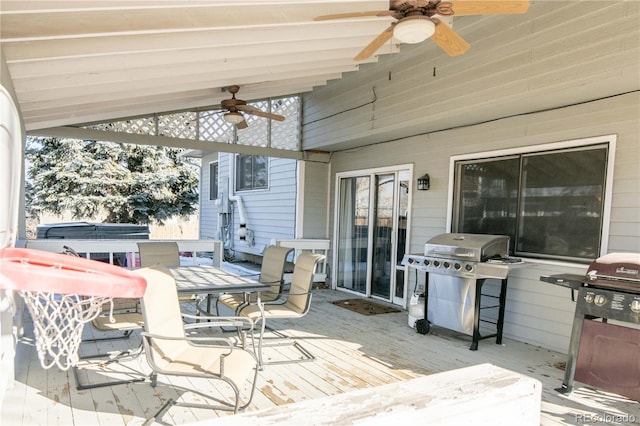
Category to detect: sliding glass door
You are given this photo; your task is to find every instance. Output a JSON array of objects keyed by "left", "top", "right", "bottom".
[
  {"left": 335, "top": 166, "right": 411, "bottom": 305},
  {"left": 335, "top": 176, "right": 369, "bottom": 293}
]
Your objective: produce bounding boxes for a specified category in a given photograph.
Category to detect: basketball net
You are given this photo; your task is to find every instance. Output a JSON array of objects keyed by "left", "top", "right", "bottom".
[
  {"left": 20, "top": 291, "right": 113, "bottom": 370},
  {"left": 2, "top": 246, "right": 146, "bottom": 371}
]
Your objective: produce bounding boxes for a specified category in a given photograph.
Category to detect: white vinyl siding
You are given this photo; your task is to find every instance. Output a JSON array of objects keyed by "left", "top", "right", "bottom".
[{"left": 200, "top": 152, "right": 297, "bottom": 253}]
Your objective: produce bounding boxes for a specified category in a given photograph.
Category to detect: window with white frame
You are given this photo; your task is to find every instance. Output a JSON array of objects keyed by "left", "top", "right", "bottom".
[
  {"left": 209, "top": 161, "right": 218, "bottom": 200},
  {"left": 235, "top": 154, "right": 268, "bottom": 191},
  {"left": 451, "top": 137, "right": 614, "bottom": 263}
]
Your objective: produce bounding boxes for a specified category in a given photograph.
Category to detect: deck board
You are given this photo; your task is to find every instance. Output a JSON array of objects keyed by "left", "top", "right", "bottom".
[{"left": 2, "top": 288, "right": 639, "bottom": 425}]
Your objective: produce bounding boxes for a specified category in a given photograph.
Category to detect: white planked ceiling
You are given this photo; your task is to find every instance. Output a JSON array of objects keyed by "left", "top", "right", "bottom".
[{"left": 1, "top": 0, "right": 402, "bottom": 131}]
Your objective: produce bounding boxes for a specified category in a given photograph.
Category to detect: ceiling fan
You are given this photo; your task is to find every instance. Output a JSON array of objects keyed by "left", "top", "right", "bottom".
[
  {"left": 314, "top": 0, "right": 530, "bottom": 60},
  {"left": 215, "top": 85, "right": 285, "bottom": 130}
]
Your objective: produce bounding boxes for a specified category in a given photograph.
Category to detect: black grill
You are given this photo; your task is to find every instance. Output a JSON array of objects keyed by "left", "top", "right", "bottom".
[{"left": 540, "top": 253, "right": 640, "bottom": 401}]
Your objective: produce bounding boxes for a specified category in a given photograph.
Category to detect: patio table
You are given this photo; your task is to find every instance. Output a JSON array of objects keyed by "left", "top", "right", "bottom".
[{"left": 169, "top": 265, "right": 269, "bottom": 315}]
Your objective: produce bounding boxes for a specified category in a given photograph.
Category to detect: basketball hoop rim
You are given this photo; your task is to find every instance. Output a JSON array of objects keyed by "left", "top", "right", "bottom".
[{"left": 0, "top": 247, "right": 147, "bottom": 298}]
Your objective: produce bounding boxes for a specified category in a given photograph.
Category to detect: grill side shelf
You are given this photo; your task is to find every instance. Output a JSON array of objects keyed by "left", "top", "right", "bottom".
[{"left": 539, "top": 274, "right": 585, "bottom": 290}]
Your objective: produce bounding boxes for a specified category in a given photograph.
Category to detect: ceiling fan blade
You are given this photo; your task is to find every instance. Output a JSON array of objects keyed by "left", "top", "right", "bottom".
[
  {"left": 354, "top": 25, "right": 395, "bottom": 61},
  {"left": 450, "top": 0, "right": 530, "bottom": 16},
  {"left": 431, "top": 20, "right": 470, "bottom": 56},
  {"left": 314, "top": 10, "right": 393, "bottom": 21},
  {"left": 237, "top": 119, "right": 249, "bottom": 130},
  {"left": 237, "top": 105, "right": 285, "bottom": 121}
]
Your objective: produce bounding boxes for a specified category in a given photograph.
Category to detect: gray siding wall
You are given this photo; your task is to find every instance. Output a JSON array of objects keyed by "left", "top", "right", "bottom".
[
  {"left": 300, "top": 1, "right": 639, "bottom": 353},
  {"left": 298, "top": 160, "right": 330, "bottom": 239},
  {"left": 200, "top": 152, "right": 298, "bottom": 255}
]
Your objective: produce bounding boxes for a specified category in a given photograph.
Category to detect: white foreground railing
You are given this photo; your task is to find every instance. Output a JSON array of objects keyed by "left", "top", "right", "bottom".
[
  {"left": 271, "top": 238, "right": 329, "bottom": 282},
  {"left": 19, "top": 239, "right": 223, "bottom": 268}
]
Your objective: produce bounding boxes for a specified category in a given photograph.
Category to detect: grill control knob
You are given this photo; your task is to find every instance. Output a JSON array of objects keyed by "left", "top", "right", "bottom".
[
  {"left": 423, "top": 259, "right": 430, "bottom": 266},
  {"left": 433, "top": 261, "right": 440, "bottom": 267},
  {"left": 584, "top": 293, "right": 594, "bottom": 304},
  {"left": 594, "top": 294, "right": 607, "bottom": 306},
  {"left": 454, "top": 263, "right": 461, "bottom": 270},
  {"left": 630, "top": 300, "right": 640, "bottom": 313},
  {"left": 465, "top": 264, "right": 473, "bottom": 272},
  {"left": 408, "top": 258, "right": 416, "bottom": 264},
  {"left": 443, "top": 262, "right": 451, "bottom": 269}
]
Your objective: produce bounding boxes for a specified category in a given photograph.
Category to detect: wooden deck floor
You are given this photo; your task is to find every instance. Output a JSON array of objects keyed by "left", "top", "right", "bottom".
[{"left": 2, "top": 289, "right": 639, "bottom": 425}]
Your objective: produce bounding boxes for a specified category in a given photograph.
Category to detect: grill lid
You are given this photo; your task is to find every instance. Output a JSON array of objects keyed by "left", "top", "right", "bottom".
[
  {"left": 586, "top": 252, "right": 640, "bottom": 291},
  {"left": 424, "top": 233, "right": 510, "bottom": 262}
]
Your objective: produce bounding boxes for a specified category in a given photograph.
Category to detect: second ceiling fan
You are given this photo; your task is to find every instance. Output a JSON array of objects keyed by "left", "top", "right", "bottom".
[
  {"left": 216, "top": 85, "right": 285, "bottom": 130},
  {"left": 314, "top": 0, "right": 530, "bottom": 60}
]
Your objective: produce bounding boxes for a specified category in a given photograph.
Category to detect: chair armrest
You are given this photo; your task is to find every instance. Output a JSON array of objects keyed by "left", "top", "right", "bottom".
[
  {"left": 183, "top": 315, "right": 254, "bottom": 331},
  {"left": 269, "top": 290, "right": 312, "bottom": 297},
  {"left": 233, "top": 272, "right": 261, "bottom": 279},
  {"left": 140, "top": 331, "right": 235, "bottom": 349}
]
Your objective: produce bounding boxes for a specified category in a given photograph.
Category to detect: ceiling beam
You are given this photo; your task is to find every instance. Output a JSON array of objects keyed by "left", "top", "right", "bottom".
[{"left": 28, "top": 126, "right": 331, "bottom": 163}]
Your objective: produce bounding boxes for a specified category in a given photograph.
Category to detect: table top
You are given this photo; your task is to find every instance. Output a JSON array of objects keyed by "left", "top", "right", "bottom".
[{"left": 169, "top": 265, "right": 270, "bottom": 294}]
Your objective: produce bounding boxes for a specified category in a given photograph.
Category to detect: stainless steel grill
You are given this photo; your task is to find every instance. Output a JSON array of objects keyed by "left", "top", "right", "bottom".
[
  {"left": 402, "top": 233, "right": 520, "bottom": 350},
  {"left": 403, "top": 233, "right": 511, "bottom": 279}
]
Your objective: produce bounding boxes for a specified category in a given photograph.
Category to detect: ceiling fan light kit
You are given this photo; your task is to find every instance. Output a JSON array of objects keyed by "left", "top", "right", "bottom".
[
  {"left": 314, "top": 1, "right": 530, "bottom": 60},
  {"left": 215, "top": 85, "right": 286, "bottom": 129},
  {"left": 223, "top": 111, "right": 245, "bottom": 125},
  {"left": 394, "top": 17, "right": 436, "bottom": 44}
]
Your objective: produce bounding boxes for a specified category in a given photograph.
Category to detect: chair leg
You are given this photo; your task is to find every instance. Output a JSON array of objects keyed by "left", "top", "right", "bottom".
[
  {"left": 143, "top": 399, "right": 175, "bottom": 426},
  {"left": 73, "top": 341, "right": 146, "bottom": 390},
  {"left": 257, "top": 318, "right": 266, "bottom": 367},
  {"left": 73, "top": 365, "right": 146, "bottom": 390},
  {"left": 255, "top": 325, "right": 315, "bottom": 367},
  {"left": 144, "top": 373, "right": 256, "bottom": 425}
]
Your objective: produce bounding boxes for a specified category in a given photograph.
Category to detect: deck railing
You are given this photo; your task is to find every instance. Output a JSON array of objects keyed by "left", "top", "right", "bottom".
[
  {"left": 271, "top": 238, "right": 329, "bottom": 282},
  {"left": 19, "top": 239, "right": 223, "bottom": 267},
  {"left": 18, "top": 237, "right": 328, "bottom": 280}
]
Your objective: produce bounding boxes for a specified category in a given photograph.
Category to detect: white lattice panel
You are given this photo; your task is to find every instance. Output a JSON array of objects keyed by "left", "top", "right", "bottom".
[
  {"left": 271, "top": 97, "right": 300, "bottom": 151},
  {"left": 157, "top": 112, "right": 197, "bottom": 139},
  {"left": 93, "top": 117, "right": 156, "bottom": 135},
  {"left": 198, "top": 110, "right": 234, "bottom": 143},
  {"left": 238, "top": 100, "right": 269, "bottom": 148},
  {"left": 86, "top": 96, "right": 300, "bottom": 151}
]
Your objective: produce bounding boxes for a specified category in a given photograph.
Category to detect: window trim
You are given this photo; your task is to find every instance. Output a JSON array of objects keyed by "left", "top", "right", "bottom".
[{"left": 446, "top": 134, "right": 617, "bottom": 264}]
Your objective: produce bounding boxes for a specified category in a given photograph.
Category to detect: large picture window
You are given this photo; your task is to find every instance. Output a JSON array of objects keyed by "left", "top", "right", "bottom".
[
  {"left": 452, "top": 140, "right": 612, "bottom": 263},
  {"left": 235, "top": 154, "right": 268, "bottom": 191}
]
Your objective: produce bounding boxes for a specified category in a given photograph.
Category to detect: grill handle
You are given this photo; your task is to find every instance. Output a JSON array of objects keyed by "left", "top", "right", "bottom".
[{"left": 427, "top": 250, "right": 474, "bottom": 258}]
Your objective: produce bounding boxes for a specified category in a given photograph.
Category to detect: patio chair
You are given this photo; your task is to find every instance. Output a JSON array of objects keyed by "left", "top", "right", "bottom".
[
  {"left": 137, "top": 241, "right": 199, "bottom": 315},
  {"left": 215, "top": 245, "right": 294, "bottom": 315},
  {"left": 73, "top": 306, "right": 146, "bottom": 390},
  {"left": 238, "top": 252, "right": 324, "bottom": 366},
  {"left": 135, "top": 266, "right": 259, "bottom": 422},
  {"left": 59, "top": 244, "right": 146, "bottom": 389}
]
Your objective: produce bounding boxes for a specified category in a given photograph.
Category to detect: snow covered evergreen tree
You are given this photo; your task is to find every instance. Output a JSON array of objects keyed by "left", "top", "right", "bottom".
[{"left": 25, "top": 137, "right": 199, "bottom": 225}]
